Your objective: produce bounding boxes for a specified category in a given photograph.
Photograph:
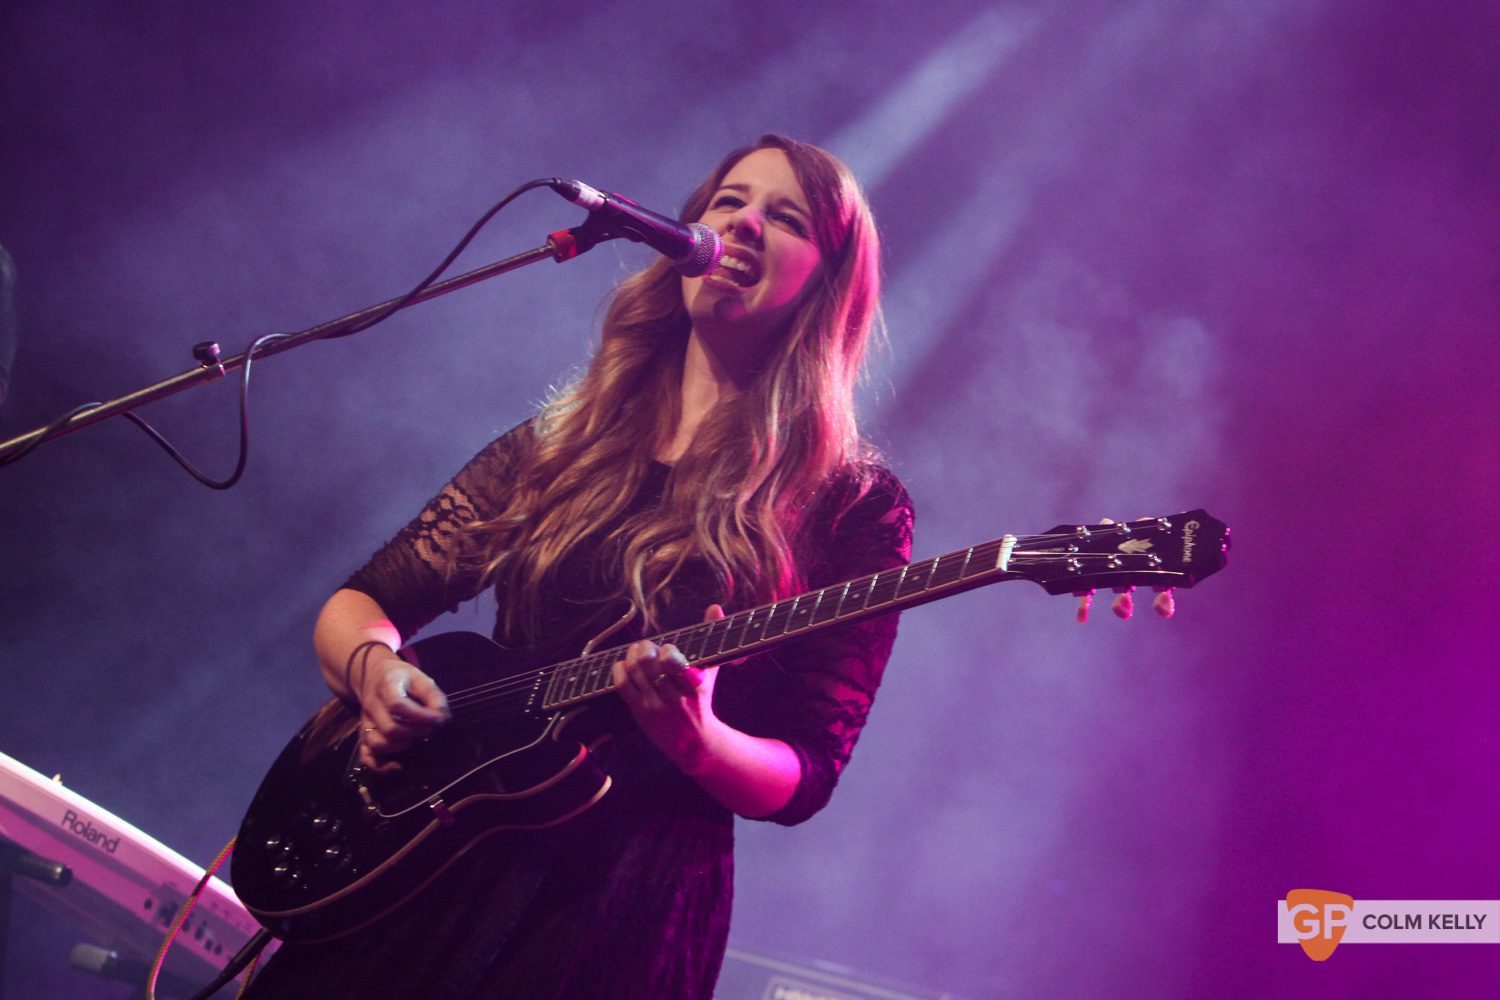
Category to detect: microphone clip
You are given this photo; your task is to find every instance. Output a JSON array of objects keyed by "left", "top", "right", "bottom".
[{"left": 547, "top": 211, "right": 618, "bottom": 264}]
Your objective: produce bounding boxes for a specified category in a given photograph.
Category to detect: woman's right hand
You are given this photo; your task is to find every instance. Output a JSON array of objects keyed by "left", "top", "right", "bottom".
[{"left": 353, "top": 652, "right": 450, "bottom": 772}]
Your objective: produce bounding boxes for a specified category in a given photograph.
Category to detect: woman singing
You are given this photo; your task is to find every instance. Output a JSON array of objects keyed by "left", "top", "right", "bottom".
[{"left": 244, "top": 134, "right": 913, "bottom": 998}]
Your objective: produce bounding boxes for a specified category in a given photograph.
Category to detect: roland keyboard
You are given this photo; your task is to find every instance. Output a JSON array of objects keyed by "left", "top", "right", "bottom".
[{"left": 0, "top": 750, "right": 269, "bottom": 986}]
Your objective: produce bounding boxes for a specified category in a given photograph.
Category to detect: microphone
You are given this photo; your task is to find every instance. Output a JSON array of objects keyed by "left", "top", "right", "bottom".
[{"left": 548, "top": 180, "right": 722, "bottom": 277}]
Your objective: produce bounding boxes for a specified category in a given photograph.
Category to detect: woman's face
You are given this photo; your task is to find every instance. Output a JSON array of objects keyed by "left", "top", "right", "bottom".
[{"left": 681, "top": 147, "right": 824, "bottom": 351}]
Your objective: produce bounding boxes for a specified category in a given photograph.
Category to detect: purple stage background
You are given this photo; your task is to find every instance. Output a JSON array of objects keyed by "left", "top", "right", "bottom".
[{"left": 2, "top": 2, "right": 1496, "bottom": 996}]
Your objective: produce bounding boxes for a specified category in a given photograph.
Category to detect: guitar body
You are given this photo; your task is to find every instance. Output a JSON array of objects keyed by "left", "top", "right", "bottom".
[{"left": 232, "top": 632, "right": 616, "bottom": 943}]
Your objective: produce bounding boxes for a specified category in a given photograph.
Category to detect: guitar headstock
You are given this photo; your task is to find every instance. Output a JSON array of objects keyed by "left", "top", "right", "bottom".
[{"left": 1008, "top": 509, "right": 1230, "bottom": 595}]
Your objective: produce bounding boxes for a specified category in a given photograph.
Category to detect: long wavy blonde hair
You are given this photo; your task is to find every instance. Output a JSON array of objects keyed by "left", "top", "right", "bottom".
[{"left": 465, "top": 135, "right": 883, "bottom": 639}]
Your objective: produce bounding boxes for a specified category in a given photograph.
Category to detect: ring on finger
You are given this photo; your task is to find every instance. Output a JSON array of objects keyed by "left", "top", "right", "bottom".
[{"left": 652, "top": 673, "right": 670, "bottom": 687}]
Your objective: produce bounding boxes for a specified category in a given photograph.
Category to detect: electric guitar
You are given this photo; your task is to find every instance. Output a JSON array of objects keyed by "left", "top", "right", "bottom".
[{"left": 231, "top": 510, "right": 1229, "bottom": 941}]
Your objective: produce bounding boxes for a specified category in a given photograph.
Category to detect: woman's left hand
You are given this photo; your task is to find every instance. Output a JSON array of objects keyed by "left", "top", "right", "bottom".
[{"left": 612, "top": 604, "right": 725, "bottom": 773}]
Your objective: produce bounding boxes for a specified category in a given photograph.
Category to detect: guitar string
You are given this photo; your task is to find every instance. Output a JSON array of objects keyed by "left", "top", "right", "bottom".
[
  {"left": 436, "top": 528, "right": 1171, "bottom": 719},
  {"left": 434, "top": 527, "right": 1170, "bottom": 725},
  {"left": 439, "top": 561, "right": 1176, "bottom": 730},
  {"left": 439, "top": 541, "right": 1171, "bottom": 726},
  {"left": 438, "top": 533, "right": 1028, "bottom": 716}
]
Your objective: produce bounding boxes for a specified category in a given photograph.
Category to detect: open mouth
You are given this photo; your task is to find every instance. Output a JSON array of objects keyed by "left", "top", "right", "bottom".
[{"left": 716, "top": 252, "right": 761, "bottom": 288}]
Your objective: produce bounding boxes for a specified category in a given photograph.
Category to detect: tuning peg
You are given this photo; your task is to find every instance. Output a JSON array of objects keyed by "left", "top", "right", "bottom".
[
  {"left": 1152, "top": 587, "right": 1175, "bottom": 618},
  {"left": 1111, "top": 586, "right": 1135, "bottom": 620},
  {"left": 1073, "top": 589, "right": 1095, "bottom": 623}
]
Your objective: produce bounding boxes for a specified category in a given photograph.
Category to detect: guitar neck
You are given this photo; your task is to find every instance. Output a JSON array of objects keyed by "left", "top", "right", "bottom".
[
  {"left": 537, "top": 534, "right": 1021, "bottom": 710},
  {"left": 458, "top": 508, "right": 1225, "bottom": 717}
]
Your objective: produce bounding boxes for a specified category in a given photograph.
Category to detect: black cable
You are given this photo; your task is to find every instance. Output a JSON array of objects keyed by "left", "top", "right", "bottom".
[
  {"left": 120, "top": 330, "right": 286, "bottom": 490},
  {"left": 0, "top": 401, "right": 103, "bottom": 466},
  {"left": 2, "top": 177, "right": 561, "bottom": 484},
  {"left": 183, "top": 928, "right": 274, "bottom": 1000},
  {"left": 316, "top": 178, "right": 556, "bottom": 341}
]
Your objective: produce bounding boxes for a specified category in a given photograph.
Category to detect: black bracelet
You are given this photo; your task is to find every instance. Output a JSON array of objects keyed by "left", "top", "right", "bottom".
[{"left": 342, "top": 640, "right": 392, "bottom": 701}]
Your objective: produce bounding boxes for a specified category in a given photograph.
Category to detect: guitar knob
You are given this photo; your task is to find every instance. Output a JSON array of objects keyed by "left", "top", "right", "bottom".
[
  {"left": 271, "top": 861, "right": 302, "bottom": 885},
  {"left": 262, "top": 834, "right": 282, "bottom": 851}
]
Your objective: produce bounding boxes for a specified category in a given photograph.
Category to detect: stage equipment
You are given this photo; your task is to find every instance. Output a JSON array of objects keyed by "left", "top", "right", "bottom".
[
  {"left": 0, "top": 176, "right": 706, "bottom": 471},
  {"left": 717, "top": 946, "right": 960, "bottom": 1000},
  {"left": 547, "top": 179, "right": 724, "bottom": 276},
  {"left": 0, "top": 751, "right": 267, "bottom": 991}
]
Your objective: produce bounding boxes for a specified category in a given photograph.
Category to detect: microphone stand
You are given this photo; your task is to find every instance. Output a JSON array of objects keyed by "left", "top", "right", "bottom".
[{"left": 0, "top": 217, "right": 617, "bottom": 466}]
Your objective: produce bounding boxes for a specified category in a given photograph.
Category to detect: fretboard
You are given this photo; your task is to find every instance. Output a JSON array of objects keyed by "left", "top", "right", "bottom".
[{"left": 537, "top": 533, "right": 1020, "bottom": 710}]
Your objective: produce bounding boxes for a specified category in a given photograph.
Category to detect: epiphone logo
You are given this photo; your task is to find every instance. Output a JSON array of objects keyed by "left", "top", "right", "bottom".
[
  {"left": 1182, "top": 519, "right": 1201, "bottom": 563},
  {"left": 59, "top": 809, "right": 120, "bottom": 854}
]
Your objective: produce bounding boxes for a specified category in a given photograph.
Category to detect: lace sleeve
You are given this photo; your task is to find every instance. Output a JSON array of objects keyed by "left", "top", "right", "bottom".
[
  {"left": 341, "top": 423, "right": 531, "bottom": 641},
  {"left": 719, "top": 465, "right": 915, "bottom": 826}
]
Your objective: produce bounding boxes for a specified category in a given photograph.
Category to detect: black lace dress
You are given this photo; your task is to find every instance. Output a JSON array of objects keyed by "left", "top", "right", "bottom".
[{"left": 244, "top": 425, "right": 913, "bottom": 999}]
